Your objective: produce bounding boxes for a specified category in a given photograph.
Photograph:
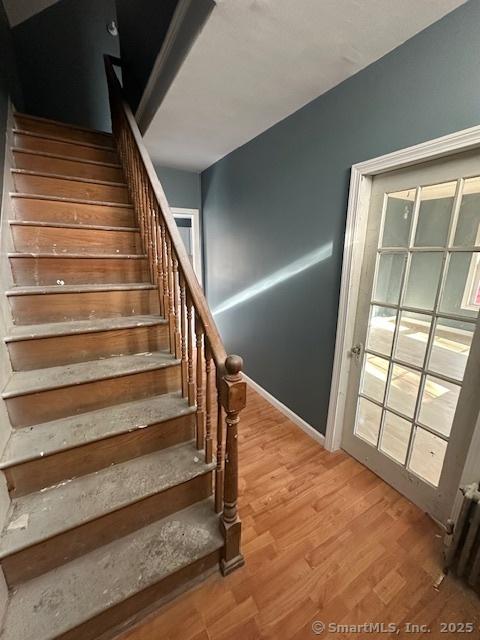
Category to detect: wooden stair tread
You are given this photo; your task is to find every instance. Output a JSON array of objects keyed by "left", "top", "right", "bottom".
[
  {"left": 9, "top": 220, "right": 139, "bottom": 233},
  {"left": 13, "top": 128, "right": 117, "bottom": 153},
  {"left": 12, "top": 147, "right": 121, "bottom": 169},
  {"left": 9, "top": 252, "right": 146, "bottom": 259},
  {"left": 0, "top": 442, "right": 213, "bottom": 559},
  {"left": 3, "top": 352, "right": 178, "bottom": 398},
  {"left": 14, "top": 112, "right": 114, "bottom": 140},
  {"left": 1, "top": 499, "right": 221, "bottom": 640},
  {"left": 11, "top": 168, "right": 126, "bottom": 189},
  {"left": 11, "top": 193, "right": 133, "bottom": 209},
  {"left": 0, "top": 392, "right": 193, "bottom": 468},
  {"left": 5, "top": 315, "right": 166, "bottom": 342},
  {"left": 6, "top": 282, "right": 155, "bottom": 296}
]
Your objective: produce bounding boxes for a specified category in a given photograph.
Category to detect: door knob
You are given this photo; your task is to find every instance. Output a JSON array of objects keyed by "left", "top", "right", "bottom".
[{"left": 351, "top": 343, "right": 363, "bottom": 361}]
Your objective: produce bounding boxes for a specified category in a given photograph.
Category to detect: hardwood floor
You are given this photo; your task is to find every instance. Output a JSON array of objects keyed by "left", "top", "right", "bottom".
[{"left": 117, "top": 387, "right": 480, "bottom": 640}]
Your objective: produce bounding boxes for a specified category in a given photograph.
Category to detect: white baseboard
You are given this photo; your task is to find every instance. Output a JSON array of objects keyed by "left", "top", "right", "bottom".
[{"left": 242, "top": 374, "right": 325, "bottom": 447}]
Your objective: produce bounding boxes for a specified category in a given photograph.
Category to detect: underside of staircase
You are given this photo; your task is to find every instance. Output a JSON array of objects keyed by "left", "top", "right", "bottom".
[{"left": 0, "top": 110, "right": 239, "bottom": 640}]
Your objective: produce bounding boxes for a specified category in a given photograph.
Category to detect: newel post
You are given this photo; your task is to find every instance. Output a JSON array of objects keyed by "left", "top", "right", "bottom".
[{"left": 219, "top": 354, "right": 246, "bottom": 576}]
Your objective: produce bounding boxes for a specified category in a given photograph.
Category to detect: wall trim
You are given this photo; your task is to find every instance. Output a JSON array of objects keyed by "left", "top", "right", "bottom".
[
  {"left": 325, "top": 123, "right": 480, "bottom": 453},
  {"left": 243, "top": 374, "right": 325, "bottom": 446}
]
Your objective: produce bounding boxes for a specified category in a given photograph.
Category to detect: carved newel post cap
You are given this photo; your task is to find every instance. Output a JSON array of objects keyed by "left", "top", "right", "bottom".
[{"left": 225, "top": 354, "right": 243, "bottom": 376}]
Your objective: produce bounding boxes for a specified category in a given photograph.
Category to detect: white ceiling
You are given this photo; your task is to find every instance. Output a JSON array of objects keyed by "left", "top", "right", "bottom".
[
  {"left": 144, "top": 0, "right": 467, "bottom": 172},
  {"left": 3, "top": 0, "right": 61, "bottom": 27}
]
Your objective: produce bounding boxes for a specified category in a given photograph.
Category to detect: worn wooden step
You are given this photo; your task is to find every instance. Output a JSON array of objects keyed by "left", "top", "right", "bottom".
[
  {"left": 13, "top": 149, "right": 124, "bottom": 182},
  {"left": 5, "top": 316, "right": 168, "bottom": 370},
  {"left": 10, "top": 220, "right": 142, "bottom": 254},
  {"left": 0, "top": 443, "right": 214, "bottom": 585},
  {"left": 11, "top": 194, "right": 136, "bottom": 227},
  {"left": 0, "top": 392, "right": 195, "bottom": 496},
  {"left": 13, "top": 129, "right": 119, "bottom": 164},
  {"left": 6, "top": 283, "right": 159, "bottom": 324},
  {"left": 2, "top": 351, "right": 180, "bottom": 427},
  {"left": 12, "top": 170, "right": 129, "bottom": 204},
  {"left": 14, "top": 113, "right": 115, "bottom": 148},
  {"left": 10, "top": 253, "right": 150, "bottom": 286},
  {"left": 0, "top": 499, "right": 221, "bottom": 640}
]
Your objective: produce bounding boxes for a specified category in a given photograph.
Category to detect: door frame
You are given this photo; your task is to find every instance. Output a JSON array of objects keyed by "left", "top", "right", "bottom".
[
  {"left": 171, "top": 207, "right": 203, "bottom": 285},
  {"left": 326, "top": 124, "right": 480, "bottom": 470},
  {"left": 325, "top": 126, "right": 480, "bottom": 451}
]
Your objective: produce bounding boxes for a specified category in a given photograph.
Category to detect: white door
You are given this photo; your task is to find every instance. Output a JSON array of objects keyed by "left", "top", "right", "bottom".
[
  {"left": 172, "top": 208, "right": 203, "bottom": 284},
  {"left": 342, "top": 150, "right": 480, "bottom": 524}
]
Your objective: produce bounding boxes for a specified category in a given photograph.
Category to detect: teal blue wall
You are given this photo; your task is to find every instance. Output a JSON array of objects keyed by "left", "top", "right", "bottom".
[
  {"left": 0, "top": 2, "right": 22, "bottom": 211},
  {"left": 156, "top": 165, "right": 201, "bottom": 210},
  {"left": 12, "top": 0, "right": 119, "bottom": 131},
  {"left": 201, "top": 1, "right": 480, "bottom": 435}
]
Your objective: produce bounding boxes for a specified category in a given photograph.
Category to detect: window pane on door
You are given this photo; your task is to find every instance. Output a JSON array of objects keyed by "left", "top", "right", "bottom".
[
  {"left": 387, "top": 364, "right": 421, "bottom": 418},
  {"left": 414, "top": 182, "right": 455, "bottom": 248},
  {"left": 380, "top": 412, "right": 412, "bottom": 464},
  {"left": 408, "top": 427, "right": 447, "bottom": 486},
  {"left": 418, "top": 375, "right": 461, "bottom": 437},
  {"left": 366, "top": 306, "right": 397, "bottom": 356},
  {"left": 440, "top": 252, "right": 479, "bottom": 319},
  {"left": 394, "top": 311, "right": 431, "bottom": 367},
  {"left": 381, "top": 190, "right": 414, "bottom": 247},
  {"left": 361, "top": 354, "right": 389, "bottom": 403},
  {"left": 374, "top": 253, "right": 405, "bottom": 305},
  {"left": 404, "top": 252, "right": 443, "bottom": 311},
  {"left": 355, "top": 398, "right": 382, "bottom": 446},
  {"left": 429, "top": 318, "right": 474, "bottom": 382},
  {"left": 454, "top": 177, "right": 480, "bottom": 247}
]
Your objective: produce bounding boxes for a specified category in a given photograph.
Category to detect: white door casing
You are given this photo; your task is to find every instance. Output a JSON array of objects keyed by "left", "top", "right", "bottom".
[{"left": 326, "top": 125, "right": 480, "bottom": 523}]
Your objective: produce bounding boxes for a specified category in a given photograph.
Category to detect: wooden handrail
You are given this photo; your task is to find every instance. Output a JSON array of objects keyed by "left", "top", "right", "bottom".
[
  {"left": 104, "top": 54, "right": 245, "bottom": 575},
  {"left": 104, "top": 55, "right": 227, "bottom": 373}
]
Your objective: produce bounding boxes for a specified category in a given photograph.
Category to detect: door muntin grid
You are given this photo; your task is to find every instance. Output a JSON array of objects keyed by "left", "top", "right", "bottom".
[{"left": 354, "top": 177, "right": 479, "bottom": 487}]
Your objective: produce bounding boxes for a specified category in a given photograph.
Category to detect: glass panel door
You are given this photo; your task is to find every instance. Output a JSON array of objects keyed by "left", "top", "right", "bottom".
[{"left": 342, "top": 161, "right": 480, "bottom": 524}]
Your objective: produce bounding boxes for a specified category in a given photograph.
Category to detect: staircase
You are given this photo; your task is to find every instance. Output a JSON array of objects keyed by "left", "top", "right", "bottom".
[{"left": 0, "top": 56, "right": 245, "bottom": 640}]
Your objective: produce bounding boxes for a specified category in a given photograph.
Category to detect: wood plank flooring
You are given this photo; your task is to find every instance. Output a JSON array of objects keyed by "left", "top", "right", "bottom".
[{"left": 117, "top": 387, "right": 480, "bottom": 640}]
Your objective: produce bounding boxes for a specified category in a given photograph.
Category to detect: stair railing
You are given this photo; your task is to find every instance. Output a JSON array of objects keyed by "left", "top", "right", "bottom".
[{"left": 104, "top": 55, "right": 245, "bottom": 575}]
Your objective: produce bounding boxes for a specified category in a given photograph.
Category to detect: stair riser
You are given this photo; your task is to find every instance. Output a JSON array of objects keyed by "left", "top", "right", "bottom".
[
  {"left": 10, "top": 257, "right": 150, "bottom": 286},
  {"left": 14, "top": 132, "right": 119, "bottom": 163},
  {"left": 11, "top": 224, "right": 143, "bottom": 254},
  {"left": 59, "top": 551, "right": 220, "bottom": 640},
  {"left": 12, "top": 173, "right": 130, "bottom": 204},
  {"left": 5, "top": 364, "right": 181, "bottom": 427},
  {"left": 14, "top": 116, "right": 115, "bottom": 148},
  {"left": 12, "top": 197, "right": 136, "bottom": 227},
  {"left": 1, "top": 471, "right": 212, "bottom": 586},
  {"left": 5, "top": 414, "right": 195, "bottom": 496},
  {"left": 7, "top": 324, "right": 169, "bottom": 370},
  {"left": 13, "top": 151, "right": 124, "bottom": 182},
  {"left": 9, "top": 288, "right": 159, "bottom": 324}
]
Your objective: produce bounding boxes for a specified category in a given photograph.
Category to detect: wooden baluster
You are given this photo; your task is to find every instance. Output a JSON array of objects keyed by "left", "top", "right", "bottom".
[
  {"left": 179, "top": 273, "right": 188, "bottom": 398},
  {"left": 195, "top": 317, "right": 205, "bottom": 451},
  {"left": 186, "top": 294, "right": 195, "bottom": 406},
  {"left": 219, "top": 355, "right": 246, "bottom": 575},
  {"left": 160, "top": 221, "right": 170, "bottom": 323},
  {"left": 149, "top": 187, "right": 158, "bottom": 286},
  {"left": 173, "top": 254, "right": 181, "bottom": 359},
  {"left": 141, "top": 178, "right": 151, "bottom": 278},
  {"left": 204, "top": 339, "right": 213, "bottom": 464},
  {"left": 153, "top": 199, "right": 165, "bottom": 316},
  {"left": 146, "top": 180, "right": 156, "bottom": 284},
  {"left": 215, "top": 394, "right": 224, "bottom": 513},
  {"left": 158, "top": 211, "right": 165, "bottom": 317},
  {"left": 138, "top": 159, "right": 153, "bottom": 282},
  {"left": 166, "top": 237, "right": 175, "bottom": 354}
]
